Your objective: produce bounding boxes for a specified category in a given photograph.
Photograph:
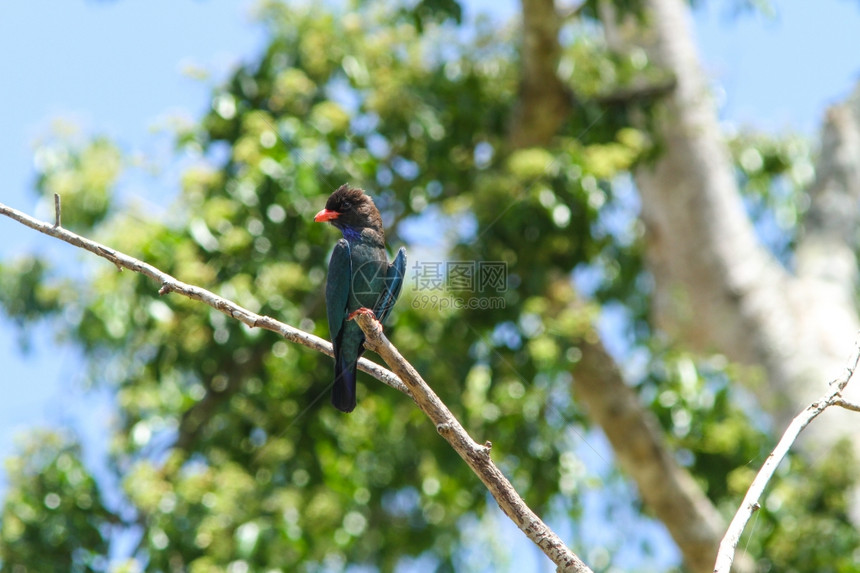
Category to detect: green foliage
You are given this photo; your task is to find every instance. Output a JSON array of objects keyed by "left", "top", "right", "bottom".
[
  {"left": 0, "top": 257, "right": 66, "bottom": 327},
  {"left": 644, "top": 350, "right": 772, "bottom": 501},
  {"left": 0, "top": 1, "right": 856, "bottom": 572},
  {"left": 642, "top": 349, "right": 860, "bottom": 571},
  {"left": 729, "top": 130, "right": 813, "bottom": 261},
  {"left": 32, "top": 124, "right": 123, "bottom": 232},
  {"left": 401, "top": 0, "right": 463, "bottom": 32},
  {"left": 743, "top": 440, "right": 860, "bottom": 572},
  {"left": 2, "top": 5, "right": 623, "bottom": 570},
  {"left": 0, "top": 431, "right": 112, "bottom": 572}
]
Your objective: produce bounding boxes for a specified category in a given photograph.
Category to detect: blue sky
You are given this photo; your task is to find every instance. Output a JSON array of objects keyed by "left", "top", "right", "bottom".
[
  {"left": 0, "top": 0, "right": 859, "bottom": 568},
  {"left": 694, "top": 0, "right": 860, "bottom": 133},
  {"left": 0, "top": 0, "right": 265, "bottom": 473}
]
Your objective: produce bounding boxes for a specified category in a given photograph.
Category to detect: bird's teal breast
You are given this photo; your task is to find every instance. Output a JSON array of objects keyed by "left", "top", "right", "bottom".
[{"left": 347, "top": 243, "right": 388, "bottom": 311}]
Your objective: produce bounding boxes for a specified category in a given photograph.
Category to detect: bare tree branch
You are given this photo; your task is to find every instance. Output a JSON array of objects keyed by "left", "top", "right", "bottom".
[
  {"left": 351, "top": 310, "right": 592, "bottom": 573},
  {"left": 587, "top": 76, "right": 677, "bottom": 106},
  {"left": 714, "top": 337, "right": 860, "bottom": 573},
  {"left": 834, "top": 397, "right": 860, "bottom": 413},
  {"left": 0, "top": 199, "right": 407, "bottom": 395},
  {"left": 0, "top": 199, "right": 592, "bottom": 573},
  {"left": 602, "top": 0, "right": 860, "bottom": 533},
  {"left": 573, "top": 335, "right": 733, "bottom": 573},
  {"left": 540, "top": 280, "right": 753, "bottom": 573},
  {"left": 508, "top": 2, "right": 740, "bottom": 567},
  {"left": 53, "top": 193, "right": 61, "bottom": 227}
]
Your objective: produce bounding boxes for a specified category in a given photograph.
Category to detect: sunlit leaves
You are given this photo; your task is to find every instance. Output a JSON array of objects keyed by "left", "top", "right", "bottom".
[
  {"left": 2, "top": 1, "right": 852, "bottom": 572},
  {"left": 644, "top": 349, "right": 769, "bottom": 500},
  {"left": 0, "top": 431, "right": 111, "bottom": 572},
  {"left": 33, "top": 126, "right": 123, "bottom": 231},
  {"left": 0, "top": 256, "right": 66, "bottom": 330},
  {"left": 741, "top": 440, "right": 860, "bottom": 571},
  {"left": 729, "top": 130, "right": 813, "bottom": 260}
]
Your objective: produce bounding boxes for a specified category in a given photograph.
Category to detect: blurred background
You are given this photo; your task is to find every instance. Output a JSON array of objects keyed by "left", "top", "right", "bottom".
[{"left": 1, "top": 0, "right": 860, "bottom": 571}]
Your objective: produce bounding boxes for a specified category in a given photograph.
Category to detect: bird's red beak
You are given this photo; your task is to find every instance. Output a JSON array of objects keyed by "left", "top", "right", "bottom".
[{"left": 314, "top": 209, "right": 339, "bottom": 223}]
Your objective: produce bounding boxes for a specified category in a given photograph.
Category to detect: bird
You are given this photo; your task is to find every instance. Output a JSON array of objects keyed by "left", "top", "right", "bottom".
[{"left": 314, "top": 185, "right": 406, "bottom": 412}]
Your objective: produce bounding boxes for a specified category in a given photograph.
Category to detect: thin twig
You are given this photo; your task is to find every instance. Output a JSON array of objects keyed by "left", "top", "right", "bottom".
[
  {"left": 53, "top": 193, "right": 61, "bottom": 227},
  {"left": 0, "top": 199, "right": 406, "bottom": 394},
  {"left": 351, "top": 311, "right": 593, "bottom": 573},
  {"left": 833, "top": 397, "right": 860, "bottom": 412},
  {"left": 713, "top": 337, "right": 860, "bottom": 572},
  {"left": 0, "top": 199, "right": 591, "bottom": 571}
]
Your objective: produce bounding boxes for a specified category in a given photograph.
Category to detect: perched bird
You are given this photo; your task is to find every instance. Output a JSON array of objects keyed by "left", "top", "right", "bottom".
[{"left": 314, "top": 185, "right": 406, "bottom": 412}]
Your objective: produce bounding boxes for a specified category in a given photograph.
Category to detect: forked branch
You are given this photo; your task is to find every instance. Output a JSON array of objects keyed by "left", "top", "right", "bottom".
[
  {"left": 352, "top": 311, "right": 591, "bottom": 572},
  {"left": 0, "top": 199, "right": 592, "bottom": 573},
  {"left": 714, "top": 337, "right": 860, "bottom": 572}
]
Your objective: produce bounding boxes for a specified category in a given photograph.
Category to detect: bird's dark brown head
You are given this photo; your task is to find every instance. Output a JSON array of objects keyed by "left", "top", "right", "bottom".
[{"left": 314, "top": 185, "right": 384, "bottom": 238}]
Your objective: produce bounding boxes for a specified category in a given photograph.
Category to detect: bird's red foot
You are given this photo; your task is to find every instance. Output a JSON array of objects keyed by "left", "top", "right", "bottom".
[{"left": 347, "top": 307, "right": 378, "bottom": 322}]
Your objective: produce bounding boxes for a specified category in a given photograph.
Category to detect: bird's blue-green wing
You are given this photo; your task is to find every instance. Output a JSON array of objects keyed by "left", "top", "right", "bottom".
[
  {"left": 375, "top": 247, "right": 406, "bottom": 325},
  {"left": 326, "top": 239, "right": 352, "bottom": 342},
  {"left": 326, "top": 239, "right": 361, "bottom": 412}
]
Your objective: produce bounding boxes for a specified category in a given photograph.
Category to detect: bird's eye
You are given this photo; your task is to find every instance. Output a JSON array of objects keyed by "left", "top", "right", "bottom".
[{"left": 341, "top": 201, "right": 352, "bottom": 211}]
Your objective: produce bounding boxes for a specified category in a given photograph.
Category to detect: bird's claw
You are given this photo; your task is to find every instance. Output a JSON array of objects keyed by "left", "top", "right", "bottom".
[{"left": 347, "top": 307, "right": 378, "bottom": 322}]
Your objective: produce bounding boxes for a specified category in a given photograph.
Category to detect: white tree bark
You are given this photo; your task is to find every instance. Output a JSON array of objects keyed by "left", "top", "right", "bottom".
[
  {"left": 512, "top": 2, "right": 754, "bottom": 569},
  {"left": 606, "top": 0, "right": 860, "bottom": 449}
]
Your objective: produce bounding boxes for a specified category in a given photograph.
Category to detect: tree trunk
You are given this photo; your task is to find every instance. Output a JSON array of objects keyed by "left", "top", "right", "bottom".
[
  {"left": 509, "top": 0, "right": 571, "bottom": 148},
  {"left": 603, "top": 0, "right": 860, "bottom": 449},
  {"left": 512, "top": 1, "right": 754, "bottom": 569},
  {"left": 572, "top": 323, "right": 729, "bottom": 572}
]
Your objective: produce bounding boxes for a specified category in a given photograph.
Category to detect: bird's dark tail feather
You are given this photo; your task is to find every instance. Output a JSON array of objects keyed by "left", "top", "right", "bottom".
[{"left": 331, "top": 355, "right": 357, "bottom": 413}]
